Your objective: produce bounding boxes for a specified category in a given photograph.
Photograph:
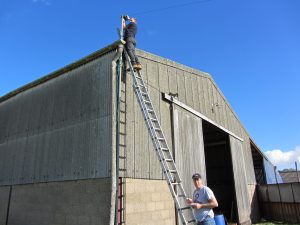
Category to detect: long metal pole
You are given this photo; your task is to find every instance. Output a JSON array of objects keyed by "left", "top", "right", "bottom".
[
  {"left": 295, "top": 161, "right": 300, "bottom": 182},
  {"left": 114, "top": 16, "right": 125, "bottom": 225},
  {"left": 274, "top": 166, "right": 285, "bottom": 222}
]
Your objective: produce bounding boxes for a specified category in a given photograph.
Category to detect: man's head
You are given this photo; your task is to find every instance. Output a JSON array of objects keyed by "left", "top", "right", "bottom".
[
  {"left": 192, "top": 173, "right": 203, "bottom": 189},
  {"left": 130, "top": 17, "right": 137, "bottom": 23}
]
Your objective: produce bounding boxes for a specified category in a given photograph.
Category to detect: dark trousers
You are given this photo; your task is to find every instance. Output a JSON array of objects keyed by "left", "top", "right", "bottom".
[{"left": 125, "top": 37, "right": 139, "bottom": 65}]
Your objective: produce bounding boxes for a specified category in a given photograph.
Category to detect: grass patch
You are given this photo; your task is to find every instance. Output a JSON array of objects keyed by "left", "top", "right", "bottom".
[{"left": 255, "top": 223, "right": 300, "bottom": 225}]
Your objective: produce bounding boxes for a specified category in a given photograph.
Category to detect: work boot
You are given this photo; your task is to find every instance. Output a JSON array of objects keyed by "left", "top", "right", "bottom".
[
  {"left": 133, "top": 64, "right": 141, "bottom": 70},
  {"left": 135, "top": 63, "right": 142, "bottom": 70}
]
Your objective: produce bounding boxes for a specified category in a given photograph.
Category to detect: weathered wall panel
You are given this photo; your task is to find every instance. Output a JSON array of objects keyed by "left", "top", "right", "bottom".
[
  {"left": 0, "top": 51, "right": 115, "bottom": 185},
  {"left": 0, "top": 186, "right": 10, "bottom": 225},
  {"left": 230, "top": 136, "right": 251, "bottom": 224},
  {"left": 174, "top": 106, "right": 206, "bottom": 198},
  {"left": 258, "top": 184, "right": 300, "bottom": 223},
  {"left": 7, "top": 178, "right": 111, "bottom": 225}
]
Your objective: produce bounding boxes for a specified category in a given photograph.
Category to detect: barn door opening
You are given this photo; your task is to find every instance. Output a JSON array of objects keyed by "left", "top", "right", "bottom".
[{"left": 202, "top": 120, "right": 238, "bottom": 223}]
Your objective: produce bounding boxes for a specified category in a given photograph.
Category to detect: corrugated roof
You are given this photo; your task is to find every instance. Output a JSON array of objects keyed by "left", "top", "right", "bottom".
[{"left": 279, "top": 171, "right": 300, "bottom": 183}]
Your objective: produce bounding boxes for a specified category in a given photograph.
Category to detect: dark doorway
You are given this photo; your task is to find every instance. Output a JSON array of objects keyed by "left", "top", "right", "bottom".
[
  {"left": 250, "top": 140, "right": 266, "bottom": 185},
  {"left": 202, "top": 121, "right": 237, "bottom": 222}
]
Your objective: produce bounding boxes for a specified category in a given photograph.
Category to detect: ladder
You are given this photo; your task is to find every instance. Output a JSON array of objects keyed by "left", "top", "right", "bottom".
[{"left": 123, "top": 49, "right": 197, "bottom": 225}]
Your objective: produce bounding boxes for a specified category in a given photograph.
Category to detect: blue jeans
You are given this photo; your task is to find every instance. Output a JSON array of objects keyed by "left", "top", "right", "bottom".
[{"left": 197, "top": 217, "right": 216, "bottom": 225}]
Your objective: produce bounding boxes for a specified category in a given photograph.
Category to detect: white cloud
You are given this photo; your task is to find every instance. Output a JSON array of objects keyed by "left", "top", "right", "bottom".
[
  {"left": 265, "top": 146, "right": 300, "bottom": 170},
  {"left": 32, "top": 0, "right": 51, "bottom": 6}
]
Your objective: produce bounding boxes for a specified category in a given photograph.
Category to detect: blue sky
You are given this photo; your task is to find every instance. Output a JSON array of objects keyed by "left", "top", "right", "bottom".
[{"left": 1, "top": 0, "right": 300, "bottom": 169}]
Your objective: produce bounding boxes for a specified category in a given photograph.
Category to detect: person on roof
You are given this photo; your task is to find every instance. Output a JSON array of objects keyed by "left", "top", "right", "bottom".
[{"left": 122, "top": 16, "right": 142, "bottom": 70}]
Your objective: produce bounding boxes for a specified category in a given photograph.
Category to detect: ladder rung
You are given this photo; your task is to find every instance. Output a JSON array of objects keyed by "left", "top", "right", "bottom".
[
  {"left": 148, "top": 109, "right": 154, "bottom": 113},
  {"left": 168, "top": 170, "right": 177, "bottom": 173},
  {"left": 144, "top": 100, "right": 151, "bottom": 104},
  {"left": 150, "top": 118, "right": 158, "bottom": 122},
  {"left": 157, "top": 138, "right": 165, "bottom": 141},
  {"left": 141, "top": 91, "right": 147, "bottom": 96},
  {"left": 179, "top": 206, "right": 191, "bottom": 211},
  {"left": 188, "top": 219, "right": 196, "bottom": 223},
  {"left": 165, "top": 159, "right": 173, "bottom": 162},
  {"left": 177, "top": 194, "right": 186, "bottom": 198},
  {"left": 154, "top": 128, "right": 161, "bottom": 131},
  {"left": 160, "top": 148, "right": 169, "bottom": 151},
  {"left": 171, "top": 182, "right": 181, "bottom": 185}
]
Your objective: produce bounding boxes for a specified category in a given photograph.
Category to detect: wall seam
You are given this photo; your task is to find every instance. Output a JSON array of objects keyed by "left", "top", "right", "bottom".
[{"left": 5, "top": 185, "right": 12, "bottom": 225}]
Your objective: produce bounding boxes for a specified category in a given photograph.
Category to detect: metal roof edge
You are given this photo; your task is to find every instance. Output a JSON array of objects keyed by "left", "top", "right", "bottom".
[
  {"left": 250, "top": 138, "right": 273, "bottom": 164},
  {"left": 136, "top": 49, "right": 211, "bottom": 79},
  {"left": 0, "top": 40, "right": 122, "bottom": 103}
]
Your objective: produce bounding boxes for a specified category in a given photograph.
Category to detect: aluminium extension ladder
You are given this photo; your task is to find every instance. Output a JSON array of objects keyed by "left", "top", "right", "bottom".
[{"left": 123, "top": 49, "right": 197, "bottom": 225}]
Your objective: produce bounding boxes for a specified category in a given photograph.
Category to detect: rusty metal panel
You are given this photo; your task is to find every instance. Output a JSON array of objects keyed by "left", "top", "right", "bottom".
[
  {"left": 292, "top": 183, "right": 300, "bottom": 202},
  {"left": 0, "top": 51, "right": 115, "bottom": 186},
  {"left": 173, "top": 105, "right": 206, "bottom": 198},
  {"left": 229, "top": 136, "right": 251, "bottom": 224},
  {"left": 258, "top": 185, "right": 269, "bottom": 202},
  {"left": 268, "top": 185, "right": 281, "bottom": 202},
  {"left": 279, "top": 183, "right": 294, "bottom": 203},
  {"left": 258, "top": 184, "right": 300, "bottom": 223}
]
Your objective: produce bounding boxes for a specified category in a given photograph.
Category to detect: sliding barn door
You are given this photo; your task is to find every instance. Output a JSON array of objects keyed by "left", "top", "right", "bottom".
[
  {"left": 229, "top": 136, "right": 251, "bottom": 225},
  {"left": 173, "top": 105, "right": 206, "bottom": 198}
]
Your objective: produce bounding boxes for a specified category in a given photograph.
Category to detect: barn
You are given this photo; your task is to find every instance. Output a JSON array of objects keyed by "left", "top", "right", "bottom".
[{"left": 0, "top": 40, "right": 276, "bottom": 225}]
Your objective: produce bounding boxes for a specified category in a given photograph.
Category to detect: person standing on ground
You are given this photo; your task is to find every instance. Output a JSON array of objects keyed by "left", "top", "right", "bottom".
[
  {"left": 122, "top": 16, "right": 142, "bottom": 70},
  {"left": 187, "top": 173, "right": 218, "bottom": 225}
]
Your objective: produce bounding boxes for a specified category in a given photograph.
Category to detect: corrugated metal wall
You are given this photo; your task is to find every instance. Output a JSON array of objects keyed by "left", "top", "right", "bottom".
[
  {"left": 258, "top": 183, "right": 300, "bottom": 223},
  {"left": 0, "top": 51, "right": 115, "bottom": 186},
  {"left": 124, "top": 49, "right": 256, "bottom": 186}
]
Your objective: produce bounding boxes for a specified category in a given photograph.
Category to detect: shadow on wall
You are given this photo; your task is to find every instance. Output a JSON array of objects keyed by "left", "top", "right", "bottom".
[{"left": 250, "top": 185, "right": 261, "bottom": 223}]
